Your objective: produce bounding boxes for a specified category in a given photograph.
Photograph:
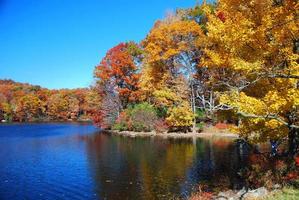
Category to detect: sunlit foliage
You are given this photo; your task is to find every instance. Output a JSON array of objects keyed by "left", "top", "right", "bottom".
[
  {"left": 0, "top": 80, "right": 95, "bottom": 122},
  {"left": 202, "top": 0, "right": 299, "bottom": 154},
  {"left": 93, "top": 42, "right": 143, "bottom": 129}
]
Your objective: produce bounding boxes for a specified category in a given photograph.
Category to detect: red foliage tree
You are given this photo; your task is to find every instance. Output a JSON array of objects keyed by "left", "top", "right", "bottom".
[
  {"left": 93, "top": 42, "right": 143, "bottom": 129},
  {"left": 94, "top": 42, "right": 142, "bottom": 108}
]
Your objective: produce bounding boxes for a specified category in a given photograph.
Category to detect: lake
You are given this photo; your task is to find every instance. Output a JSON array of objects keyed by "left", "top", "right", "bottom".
[{"left": 0, "top": 123, "right": 248, "bottom": 200}]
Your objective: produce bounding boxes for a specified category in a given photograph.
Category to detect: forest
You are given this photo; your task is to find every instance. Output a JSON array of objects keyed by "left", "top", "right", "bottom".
[
  {"left": 0, "top": 79, "right": 100, "bottom": 122},
  {"left": 92, "top": 0, "right": 298, "bottom": 154}
]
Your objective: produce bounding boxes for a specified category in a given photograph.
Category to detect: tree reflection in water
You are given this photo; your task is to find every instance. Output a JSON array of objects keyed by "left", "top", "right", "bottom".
[{"left": 81, "top": 133, "right": 248, "bottom": 200}]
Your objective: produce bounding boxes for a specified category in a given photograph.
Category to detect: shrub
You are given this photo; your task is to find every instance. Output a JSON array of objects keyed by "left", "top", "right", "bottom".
[
  {"left": 195, "top": 108, "right": 205, "bottom": 120},
  {"left": 130, "top": 103, "right": 158, "bottom": 132},
  {"left": 156, "top": 106, "right": 168, "bottom": 118},
  {"left": 196, "top": 122, "right": 205, "bottom": 132},
  {"left": 113, "top": 103, "right": 159, "bottom": 132},
  {"left": 166, "top": 102, "right": 194, "bottom": 131},
  {"left": 154, "top": 119, "right": 169, "bottom": 133},
  {"left": 215, "top": 122, "right": 229, "bottom": 130},
  {"left": 241, "top": 154, "right": 299, "bottom": 189},
  {"left": 112, "top": 112, "right": 130, "bottom": 131},
  {"left": 189, "top": 184, "right": 214, "bottom": 200}
]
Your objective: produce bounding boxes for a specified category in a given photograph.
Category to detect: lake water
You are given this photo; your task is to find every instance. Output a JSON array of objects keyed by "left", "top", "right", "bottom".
[{"left": 0, "top": 123, "right": 248, "bottom": 200}]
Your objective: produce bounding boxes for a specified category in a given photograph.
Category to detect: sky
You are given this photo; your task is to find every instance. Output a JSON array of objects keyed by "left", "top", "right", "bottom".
[{"left": 0, "top": 0, "right": 204, "bottom": 89}]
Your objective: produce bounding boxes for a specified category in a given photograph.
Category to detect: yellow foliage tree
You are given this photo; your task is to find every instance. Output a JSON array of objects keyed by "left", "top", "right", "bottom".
[
  {"left": 1, "top": 102, "right": 13, "bottom": 121},
  {"left": 15, "top": 94, "right": 44, "bottom": 122},
  {"left": 202, "top": 0, "right": 299, "bottom": 154},
  {"left": 166, "top": 102, "right": 195, "bottom": 131},
  {"left": 141, "top": 13, "right": 204, "bottom": 131}
]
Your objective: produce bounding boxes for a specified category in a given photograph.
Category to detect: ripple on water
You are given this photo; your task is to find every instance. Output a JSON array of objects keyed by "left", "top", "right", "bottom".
[{"left": 0, "top": 124, "right": 249, "bottom": 200}]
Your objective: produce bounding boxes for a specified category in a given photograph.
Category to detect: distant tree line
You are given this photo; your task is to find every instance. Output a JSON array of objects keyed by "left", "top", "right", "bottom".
[{"left": 0, "top": 79, "right": 100, "bottom": 122}]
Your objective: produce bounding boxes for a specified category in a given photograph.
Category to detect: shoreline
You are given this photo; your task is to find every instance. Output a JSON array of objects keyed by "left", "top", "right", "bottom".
[
  {"left": 103, "top": 130, "right": 239, "bottom": 139},
  {"left": 0, "top": 119, "right": 93, "bottom": 123}
]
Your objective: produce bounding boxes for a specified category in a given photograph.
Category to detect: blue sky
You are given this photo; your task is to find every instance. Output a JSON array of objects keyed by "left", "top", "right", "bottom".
[{"left": 0, "top": 0, "right": 204, "bottom": 89}]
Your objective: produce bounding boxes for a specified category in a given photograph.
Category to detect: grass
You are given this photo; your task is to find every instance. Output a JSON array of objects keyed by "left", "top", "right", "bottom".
[
  {"left": 264, "top": 187, "right": 299, "bottom": 200},
  {"left": 187, "top": 186, "right": 299, "bottom": 200}
]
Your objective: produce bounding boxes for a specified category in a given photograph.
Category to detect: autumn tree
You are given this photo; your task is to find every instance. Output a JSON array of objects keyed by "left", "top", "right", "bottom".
[
  {"left": 0, "top": 90, "right": 7, "bottom": 121},
  {"left": 80, "top": 88, "right": 101, "bottom": 121},
  {"left": 0, "top": 79, "right": 93, "bottom": 122},
  {"left": 0, "top": 100, "right": 13, "bottom": 122},
  {"left": 67, "top": 95, "right": 80, "bottom": 120},
  {"left": 93, "top": 42, "right": 143, "bottom": 128},
  {"left": 15, "top": 94, "right": 45, "bottom": 122},
  {"left": 46, "top": 90, "right": 82, "bottom": 121},
  {"left": 141, "top": 12, "right": 205, "bottom": 131},
  {"left": 0, "top": 80, "right": 24, "bottom": 121},
  {"left": 202, "top": 0, "right": 299, "bottom": 154},
  {"left": 46, "top": 92, "right": 69, "bottom": 120},
  {"left": 94, "top": 42, "right": 142, "bottom": 107}
]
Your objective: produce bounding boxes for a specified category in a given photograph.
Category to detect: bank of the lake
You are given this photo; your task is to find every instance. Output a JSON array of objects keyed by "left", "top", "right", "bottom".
[
  {"left": 1, "top": 119, "right": 93, "bottom": 124},
  {"left": 190, "top": 186, "right": 299, "bottom": 200},
  {"left": 104, "top": 128, "right": 238, "bottom": 139},
  {"left": 265, "top": 187, "right": 299, "bottom": 200}
]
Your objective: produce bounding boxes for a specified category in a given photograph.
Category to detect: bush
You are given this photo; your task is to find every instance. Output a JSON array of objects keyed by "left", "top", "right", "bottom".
[
  {"left": 215, "top": 122, "right": 229, "bottom": 130},
  {"left": 154, "top": 119, "right": 169, "bottom": 133},
  {"left": 112, "top": 112, "right": 130, "bottom": 131},
  {"left": 130, "top": 103, "right": 158, "bottom": 132},
  {"left": 156, "top": 106, "right": 168, "bottom": 118},
  {"left": 113, "top": 103, "right": 159, "bottom": 132},
  {"left": 166, "top": 102, "right": 194, "bottom": 131},
  {"left": 241, "top": 154, "right": 299, "bottom": 189},
  {"left": 189, "top": 184, "right": 214, "bottom": 200},
  {"left": 196, "top": 122, "right": 205, "bottom": 132},
  {"left": 195, "top": 108, "right": 205, "bottom": 120}
]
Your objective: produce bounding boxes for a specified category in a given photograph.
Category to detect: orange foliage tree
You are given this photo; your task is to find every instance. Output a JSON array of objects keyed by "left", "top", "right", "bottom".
[
  {"left": 0, "top": 79, "right": 94, "bottom": 122},
  {"left": 15, "top": 94, "right": 45, "bottom": 122},
  {"left": 94, "top": 42, "right": 143, "bottom": 107},
  {"left": 93, "top": 42, "right": 143, "bottom": 128},
  {"left": 141, "top": 11, "right": 205, "bottom": 131}
]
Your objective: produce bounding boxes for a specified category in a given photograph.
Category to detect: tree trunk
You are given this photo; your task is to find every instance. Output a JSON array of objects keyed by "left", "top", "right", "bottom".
[
  {"left": 190, "top": 81, "right": 196, "bottom": 133},
  {"left": 288, "top": 126, "right": 298, "bottom": 156}
]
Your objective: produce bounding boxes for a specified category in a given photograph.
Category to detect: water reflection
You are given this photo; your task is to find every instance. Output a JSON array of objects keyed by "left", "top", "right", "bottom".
[
  {"left": 83, "top": 134, "right": 248, "bottom": 200},
  {"left": 0, "top": 124, "right": 248, "bottom": 200}
]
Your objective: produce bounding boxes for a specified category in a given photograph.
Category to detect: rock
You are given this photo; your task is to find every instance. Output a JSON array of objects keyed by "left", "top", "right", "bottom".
[
  {"left": 243, "top": 187, "right": 269, "bottom": 199},
  {"left": 217, "top": 190, "right": 238, "bottom": 200},
  {"left": 236, "top": 187, "right": 247, "bottom": 197},
  {"left": 273, "top": 184, "right": 282, "bottom": 190},
  {"left": 216, "top": 187, "right": 269, "bottom": 200}
]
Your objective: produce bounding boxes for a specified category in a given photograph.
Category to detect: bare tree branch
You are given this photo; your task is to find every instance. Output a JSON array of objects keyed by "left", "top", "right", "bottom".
[{"left": 267, "top": 74, "right": 299, "bottom": 79}]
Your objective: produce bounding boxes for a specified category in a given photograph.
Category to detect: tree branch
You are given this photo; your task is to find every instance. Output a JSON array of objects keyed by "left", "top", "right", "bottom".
[
  {"left": 267, "top": 74, "right": 299, "bottom": 79},
  {"left": 237, "top": 111, "right": 299, "bottom": 129}
]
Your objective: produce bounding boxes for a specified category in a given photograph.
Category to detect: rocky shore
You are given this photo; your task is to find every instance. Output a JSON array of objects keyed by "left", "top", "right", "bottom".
[
  {"left": 215, "top": 187, "right": 269, "bottom": 200},
  {"left": 103, "top": 130, "right": 238, "bottom": 139}
]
